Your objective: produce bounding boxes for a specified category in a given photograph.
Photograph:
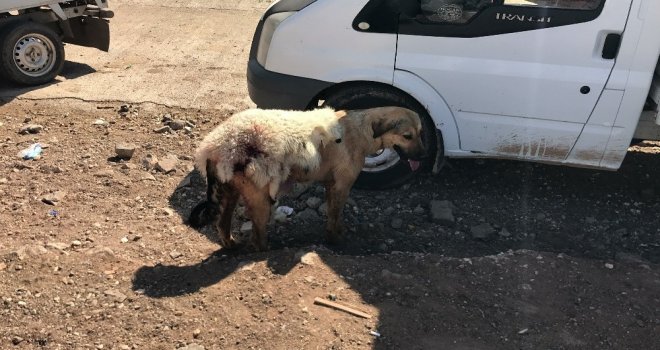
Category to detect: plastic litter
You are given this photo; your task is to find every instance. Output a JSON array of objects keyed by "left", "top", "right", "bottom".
[
  {"left": 48, "top": 209, "right": 59, "bottom": 218},
  {"left": 369, "top": 330, "right": 381, "bottom": 337},
  {"left": 18, "top": 143, "right": 42, "bottom": 160},
  {"left": 275, "top": 206, "right": 294, "bottom": 216}
]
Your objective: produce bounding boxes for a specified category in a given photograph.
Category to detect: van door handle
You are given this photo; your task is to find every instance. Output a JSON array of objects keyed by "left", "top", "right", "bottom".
[{"left": 602, "top": 33, "right": 622, "bottom": 60}]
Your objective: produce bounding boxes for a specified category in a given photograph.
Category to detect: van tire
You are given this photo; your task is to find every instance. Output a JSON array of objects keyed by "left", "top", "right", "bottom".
[
  {"left": 321, "top": 84, "right": 439, "bottom": 190},
  {"left": 0, "top": 21, "right": 65, "bottom": 86}
]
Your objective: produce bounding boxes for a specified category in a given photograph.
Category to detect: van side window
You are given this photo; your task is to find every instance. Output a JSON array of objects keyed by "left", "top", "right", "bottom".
[{"left": 420, "top": 0, "right": 604, "bottom": 24}]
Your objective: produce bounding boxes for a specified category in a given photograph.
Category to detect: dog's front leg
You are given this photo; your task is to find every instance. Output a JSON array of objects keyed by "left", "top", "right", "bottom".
[{"left": 324, "top": 181, "right": 352, "bottom": 244}]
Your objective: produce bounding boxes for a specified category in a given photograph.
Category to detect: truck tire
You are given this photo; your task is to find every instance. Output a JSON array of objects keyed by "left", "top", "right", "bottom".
[
  {"left": 322, "top": 84, "right": 439, "bottom": 190},
  {"left": 0, "top": 21, "right": 65, "bottom": 86}
]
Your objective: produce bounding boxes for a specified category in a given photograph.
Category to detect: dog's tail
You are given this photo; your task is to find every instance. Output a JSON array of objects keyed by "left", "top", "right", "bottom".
[{"left": 188, "top": 160, "right": 221, "bottom": 228}]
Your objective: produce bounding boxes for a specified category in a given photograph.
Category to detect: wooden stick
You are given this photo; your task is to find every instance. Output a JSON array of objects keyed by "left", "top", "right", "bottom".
[{"left": 313, "top": 297, "right": 372, "bottom": 319}]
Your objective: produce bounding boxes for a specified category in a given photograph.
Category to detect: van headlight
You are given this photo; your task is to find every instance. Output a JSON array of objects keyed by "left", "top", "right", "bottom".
[{"left": 256, "top": 11, "right": 296, "bottom": 66}]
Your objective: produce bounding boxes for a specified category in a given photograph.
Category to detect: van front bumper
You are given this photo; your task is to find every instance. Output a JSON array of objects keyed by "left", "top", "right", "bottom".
[{"left": 247, "top": 58, "right": 332, "bottom": 110}]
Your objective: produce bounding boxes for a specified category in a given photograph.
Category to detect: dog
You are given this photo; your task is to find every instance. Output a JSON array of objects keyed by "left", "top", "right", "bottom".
[{"left": 189, "top": 106, "right": 426, "bottom": 251}]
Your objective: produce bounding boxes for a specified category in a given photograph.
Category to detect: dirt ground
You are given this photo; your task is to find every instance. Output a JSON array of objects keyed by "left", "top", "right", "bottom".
[{"left": 1, "top": 1, "right": 659, "bottom": 349}]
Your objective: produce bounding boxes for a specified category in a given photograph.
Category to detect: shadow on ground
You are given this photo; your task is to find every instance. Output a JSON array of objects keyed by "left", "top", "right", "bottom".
[
  {"left": 0, "top": 61, "right": 96, "bottom": 106},
  {"left": 135, "top": 144, "right": 660, "bottom": 349}
]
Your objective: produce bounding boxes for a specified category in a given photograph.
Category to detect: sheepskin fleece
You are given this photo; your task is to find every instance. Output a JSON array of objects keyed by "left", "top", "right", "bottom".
[{"left": 195, "top": 108, "right": 343, "bottom": 197}]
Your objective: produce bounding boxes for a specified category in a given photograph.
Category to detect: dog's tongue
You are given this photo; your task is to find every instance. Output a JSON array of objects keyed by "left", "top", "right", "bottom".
[{"left": 408, "top": 160, "right": 420, "bottom": 171}]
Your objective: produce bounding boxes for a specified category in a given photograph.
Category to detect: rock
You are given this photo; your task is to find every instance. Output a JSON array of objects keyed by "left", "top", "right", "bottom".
[
  {"left": 93, "top": 119, "right": 109, "bottom": 126},
  {"left": 290, "top": 183, "right": 311, "bottom": 198},
  {"left": 295, "top": 251, "right": 319, "bottom": 265},
  {"left": 413, "top": 205, "right": 425, "bottom": 215},
  {"left": 273, "top": 210, "right": 288, "bottom": 223},
  {"left": 13, "top": 245, "right": 48, "bottom": 260},
  {"left": 383, "top": 207, "right": 395, "bottom": 216},
  {"left": 429, "top": 200, "right": 455, "bottom": 225},
  {"left": 168, "top": 119, "right": 186, "bottom": 131},
  {"left": 177, "top": 176, "right": 192, "bottom": 189},
  {"left": 499, "top": 228, "right": 511, "bottom": 237},
  {"left": 85, "top": 247, "right": 117, "bottom": 261},
  {"left": 391, "top": 218, "right": 403, "bottom": 229},
  {"left": 156, "top": 155, "right": 178, "bottom": 174},
  {"left": 306, "top": 197, "right": 322, "bottom": 209},
  {"left": 71, "top": 240, "right": 82, "bottom": 247},
  {"left": 0, "top": 178, "right": 7, "bottom": 184},
  {"left": 154, "top": 126, "right": 172, "bottom": 134},
  {"left": 604, "top": 263, "right": 614, "bottom": 269},
  {"left": 119, "top": 104, "right": 130, "bottom": 113},
  {"left": 141, "top": 154, "right": 158, "bottom": 170},
  {"left": 169, "top": 251, "right": 183, "bottom": 260},
  {"left": 180, "top": 344, "right": 205, "bottom": 350},
  {"left": 317, "top": 203, "right": 327, "bottom": 216},
  {"left": 12, "top": 336, "right": 24, "bottom": 345},
  {"left": 193, "top": 329, "right": 201, "bottom": 338},
  {"left": 93, "top": 170, "right": 115, "bottom": 178},
  {"left": 0, "top": 262, "right": 6, "bottom": 271},
  {"left": 104, "top": 289, "right": 127, "bottom": 303},
  {"left": 297, "top": 208, "right": 320, "bottom": 222},
  {"left": 240, "top": 221, "right": 253, "bottom": 234},
  {"left": 39, "top": 165, "right": 63, "bottom": 174},
  {"left": 19, "top": 124, "right": 43, "bottom": 134},
  {"left": 140, "top": 172, "right": 157, "bottom": 181},
  {"left": 471, "top": 223, "right": 495, "bottom": 239},
  {"left": 615, "top": 252, "right": 647, "bottom": 265},
  {"left": 45, "top": 242, "right": 69, "bottom": 251},
  {"left": 161, "top": 208, "right": 175, "bottom": 217},
  {"left": 41, "top": 190, "right": 67, "bottom": 205},
  {"left": 120, "top": 237, "right": 129, "bottom": 244},
  {"left": 115, "top": 143, "right": 137, "bottom": 159}
]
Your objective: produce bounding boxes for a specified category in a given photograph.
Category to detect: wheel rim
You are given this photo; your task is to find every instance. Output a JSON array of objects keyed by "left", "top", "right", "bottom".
[
  {"left": 12, "top": 33, "right": 56, "bottom": 77},
  {"left": 363, "top": 148, "right": 401, "bottom": 172}
]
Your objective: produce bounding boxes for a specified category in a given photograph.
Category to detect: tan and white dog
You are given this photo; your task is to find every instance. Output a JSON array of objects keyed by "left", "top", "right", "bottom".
[{"left": 189, "top": 106, "right": 426, "bottom": 251}]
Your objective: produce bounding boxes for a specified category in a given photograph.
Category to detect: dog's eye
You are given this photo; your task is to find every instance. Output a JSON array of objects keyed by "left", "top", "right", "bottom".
[{"left": 403, "top": 134, "right": 413, "bottom": 140}]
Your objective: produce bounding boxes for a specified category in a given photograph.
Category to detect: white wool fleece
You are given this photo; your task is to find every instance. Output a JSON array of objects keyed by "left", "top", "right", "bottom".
[{"left": 194, "top": 108, "right": 343, "bottom": 198}]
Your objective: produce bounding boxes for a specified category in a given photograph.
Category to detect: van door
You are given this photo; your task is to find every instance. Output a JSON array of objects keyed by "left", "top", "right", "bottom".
[{"left": 394, "top": 0, "right": 632, "bottom": 160}]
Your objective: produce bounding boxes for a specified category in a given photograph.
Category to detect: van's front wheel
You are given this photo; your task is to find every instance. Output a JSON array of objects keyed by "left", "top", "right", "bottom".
[{"left": 321, "top": 84, "right": 439, "bottom": 190}]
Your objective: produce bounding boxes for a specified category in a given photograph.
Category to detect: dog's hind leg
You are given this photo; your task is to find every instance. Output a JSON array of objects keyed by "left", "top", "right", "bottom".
[
  {"left": 234, "top": 177, "right": 272, "bottom": 251},
  {"left": 188, "top": 161, "right": 224, "bottom": 228}
]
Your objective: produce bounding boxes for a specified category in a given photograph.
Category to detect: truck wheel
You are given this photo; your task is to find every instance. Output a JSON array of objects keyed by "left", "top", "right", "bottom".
[
  {"left": 0, "top": 21, "right": 65, "bottom": 86},
  {"left": 321, "top": 85, "right": 439, "bottom": 190}
]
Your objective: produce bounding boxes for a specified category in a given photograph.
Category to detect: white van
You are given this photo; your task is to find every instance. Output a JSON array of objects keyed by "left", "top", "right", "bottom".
[{"left": 247, "top": 0, "right": 660, "bottom": 189}]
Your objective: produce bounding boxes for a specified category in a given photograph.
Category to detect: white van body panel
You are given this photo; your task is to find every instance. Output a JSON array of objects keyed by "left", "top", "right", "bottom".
[{"left": 265, "top": 0, "right": 396, "bottom": 85}]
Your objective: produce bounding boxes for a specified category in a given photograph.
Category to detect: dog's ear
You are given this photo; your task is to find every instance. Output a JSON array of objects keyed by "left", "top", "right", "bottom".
[{"left": 372, "top": 118, "right": 402, "bottom": 139}]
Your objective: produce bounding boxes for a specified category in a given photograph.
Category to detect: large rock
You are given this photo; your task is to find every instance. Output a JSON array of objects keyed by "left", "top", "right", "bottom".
[
  {"left": 156, "top": 155, "right": 178, "bottom": 174},
  {"left": 429, "top": 200, "right": 455, "bottom": 225},
  {"left": 19, "top": 124, "right": 43, "bottom": 135},
  {"left": 115, "top": 143, "right": 137, "bottom": 159}
]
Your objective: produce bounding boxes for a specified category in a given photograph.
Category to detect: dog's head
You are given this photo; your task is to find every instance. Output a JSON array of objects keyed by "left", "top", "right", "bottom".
[{"left": 370, "top": 107, "right": 426, "bottom": 160}]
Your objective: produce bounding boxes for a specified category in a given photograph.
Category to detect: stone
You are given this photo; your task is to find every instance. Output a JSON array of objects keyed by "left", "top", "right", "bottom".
[
  {"left": 391, "top": 218, "right": 403, "bottom": 229},
  {"left": 140, "top": 173, "right": 156, "bottom": 181},
  {"left": 180, "top": 344, "right": 205, "bottom": 350},
  {"left": 295, "top": 251, "right": 319, "bottom": 265},
  {"left": 120, "top": 237, "right": 129, "bottom": 244},
  {"left": 12, "top": 336, "right": 24, "bottom": 345},
  {"left": 84, "top": 247, "right": 117, "bottom": 261},
  {"left": 154, "top": 126, "right": 172, "bottom": 134},
  {"left": 317, "top": 203, "right": 328, "bottom": 216},
  {"left": 104, "top": 289, "right": 127, "bottom": 303},
  {"left": 93, "top": 119, "right": 109, "bottom": 126},
  {"left": 71, "top": 240, "right": 82, "bottom": 247},
  {"left": 168, "top": 119, "right": 186, "bottom": 131},
  {"left": 297, "top": 208, "right": 320, "bottom": 222},
  {"left": 156, "top": 155, "right": 178, "bottom": 174},
  {"left": 19, "top": 124, "right": 43, "bottom": 134},
  {"left": 604, "top": 263, "right": 614, "bottom": 269},
  {"left": 193, "top": 329, "right": 201, "bottom": 338},
  {"left": 499, "top": 228, "right": 511, "bottom": 237},
  {"left": 115, "top": 143, "right": 137, "bottom": 159},
  {"left": 141, "top": 154, "right": 158, "bottom": 170},
  {"left": 42, "top": 190, "right": 67, "bottom": 205},
  {"left": 13, "top": 245, "right": 48, "bottom": 260},
  {"left": 45, "top": 242, "right": 69, "bottom": 251},
  {"left": 240, "top": 221, "right": 253, "bottom": 234},
  {"left": 413, "top": 205, "right": 425, "bottom": 215},
  {"left": 306, "top": 197, "right": 322, "bottom": 209},
  {"left": 93, "top": 170, "right": 115, "bottom": 178},
  {"left": 169, "top": 251, "right": 183, "bottom": 260},
  {"left": 429, "top": 200, "right": 455, "bottom": 225},
  {"left": 471, "top": 223, "right": 495, "bottom": 239}
]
